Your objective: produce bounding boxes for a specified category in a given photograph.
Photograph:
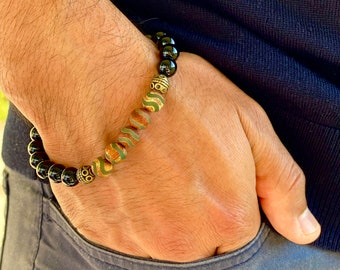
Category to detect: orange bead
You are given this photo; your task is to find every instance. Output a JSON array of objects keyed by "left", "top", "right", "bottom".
[
  {"left": 117, "top": 127, "right": 140, "bottom": 148},
  {"left": 129, "top": 108, "right": 151, "bottom": 130},
  {"left": 91, "top": 156, "right": 113, "bottom": 177},
  {"left": 104, "top": 142, "right": 127, "bottom": 165}
]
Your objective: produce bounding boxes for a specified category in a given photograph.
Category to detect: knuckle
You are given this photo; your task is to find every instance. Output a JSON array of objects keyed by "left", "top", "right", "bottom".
[
  {"left": 152, "top": 229, "right": 199, "bottom": 261},
  {"left": 242, "top": 98, "right": 268, "bottom": 122},
  {"left": 213, "top": 207, "right": 260, "bottom": 252},
  {"left": 236, "top": 97, "right": 274, "bottom": 145},
  {"left": 281, "top": 162, "right": 306, "bottom": 193},
  {"left": 260, "top": 159, "right": 306, "bottom": 199},
  {"left": 210, "top": 201, "right": 261, "bottom": 241}
]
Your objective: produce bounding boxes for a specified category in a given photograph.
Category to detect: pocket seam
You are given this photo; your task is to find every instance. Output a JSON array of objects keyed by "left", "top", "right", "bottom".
[{"left": 45, "top": 198, "right": 270, "bottom": 269}]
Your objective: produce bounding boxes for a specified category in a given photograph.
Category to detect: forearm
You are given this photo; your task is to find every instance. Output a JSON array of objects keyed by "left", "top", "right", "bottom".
[{"left": 0, "top": 0, "right": 157, "bottom": 165}]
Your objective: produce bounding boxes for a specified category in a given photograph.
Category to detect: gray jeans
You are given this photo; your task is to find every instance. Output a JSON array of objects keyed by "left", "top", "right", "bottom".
[{"left": 1, "top": 167, "right": 339, "bottom": 270}]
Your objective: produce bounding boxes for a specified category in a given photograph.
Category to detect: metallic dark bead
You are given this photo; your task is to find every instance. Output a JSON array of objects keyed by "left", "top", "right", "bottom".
[
  {"left": 161, "top": 45, "right": 179, "bottom": 60},
  {"left": 159, "top": 59, "right": 177, "bottom": 77},
  {"left": 158, "top": 37, "right": 175, "bottom": 49},
  {"left": 29, "top": 152, "right": 49, "bottom": 169},
  {"left": 30, "top": 127, "right": 41, "bottom": 141},
  {"left": 27, "top": 140, "right": 44, "bottom": 155},
  {"left": 36, "top": 160, "right": 54, "bottom": 180},
  {"left": 152, "top": 32, "right": 167, "bottom": 43},
  {"left": 48, "top": 164, "right": 65, "bottom": 183},
  {"left": 61, "top": 167, "right": 79, "bottom": 187}
]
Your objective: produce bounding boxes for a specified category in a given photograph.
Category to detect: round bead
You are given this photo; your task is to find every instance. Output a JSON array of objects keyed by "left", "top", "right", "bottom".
[
  {"left": 48, "top": 164, "right": 65, "bottom": 183},
  {"left": 91, "top": 156, "right": 113, "bottom": 177},
  {"left": 129, "top": 109, "right": 151, "bottom": 130},
  {"left": 105, "top": 142, "right": 127, "bottom": 165},
  {"left": 161, "top": 45, "right": 179, "bottom": 60},
  {"left": 117, "top": 127, "right": 140, "bottom": 148},
  {"left": 150, "top": 74, "right": 169, "bottom": 94},
  {"left": 159, "top": 59, "right": 177, "bottom": 77},
  {"left": 27, "top": 140, "right": 44, "bottom": 155},
  {"left": 76, "top": 165, "right": 96, "bottom": 184},
  {"left": 29, "top": 152, "right": 49, "bottom": 169},
  {"left": 158, "top": 36, "right": 175, "bottom": 48},
  {"left": 142, "top": 91, "right": 165, "bottom": 112},
  {"left": 61, "top": 167, "right": 79, "bottom": 187},
  {"left": 36, "top": 160, "right": 54, "bottom": 180},
  {"left": 152, "top": 32, "right": 167, "bottom": 43},
  {"left": 30, "top": 127, "right": 41, "bottom": 141}
]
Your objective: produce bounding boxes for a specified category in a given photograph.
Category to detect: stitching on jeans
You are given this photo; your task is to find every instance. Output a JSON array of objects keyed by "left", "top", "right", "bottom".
[
  {"left": 31, "top": 182, "right": 44, "bottom": 270},
  {"left": 45, "top": 201, "right": 270, "bottom": 269},
  {"left": 223, "top": 226, "right": 271, "bottom": 269},
  {"left": 43, "top": 207, "right": 129, "bottom": 270},
  {"left": 0, "top": 170, "right": 9, "bottom": 265}
]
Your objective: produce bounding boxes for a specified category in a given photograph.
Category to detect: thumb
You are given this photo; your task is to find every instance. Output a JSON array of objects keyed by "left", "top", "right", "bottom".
[{"left": 238, "top": 102, "right": 321, "bottom": 244}]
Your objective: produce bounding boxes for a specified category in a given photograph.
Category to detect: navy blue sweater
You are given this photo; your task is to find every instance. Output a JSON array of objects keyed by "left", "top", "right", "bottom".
[{"left": 3, "top": 0, "right": 339, "bottom": 251}]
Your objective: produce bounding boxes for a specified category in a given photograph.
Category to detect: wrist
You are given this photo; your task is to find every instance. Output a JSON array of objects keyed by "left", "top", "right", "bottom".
[
  {"left": 28, "top": 32, "right": 179, "bottom": 186},
  {"left": 1, "top": 0, "right": 159, "bottom": 167},
  {"left": 40, "top": 36, "right": 159, "bottom": 168}
]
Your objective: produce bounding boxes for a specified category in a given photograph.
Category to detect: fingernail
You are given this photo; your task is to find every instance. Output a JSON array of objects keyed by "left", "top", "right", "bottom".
[{"left": 299, "top": 208, "right": 320, "bottom": 235}]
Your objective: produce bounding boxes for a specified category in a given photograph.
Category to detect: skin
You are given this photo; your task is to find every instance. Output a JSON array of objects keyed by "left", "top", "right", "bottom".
[{"left": 0, "top": 0, "right": 320, "bottom": 262}]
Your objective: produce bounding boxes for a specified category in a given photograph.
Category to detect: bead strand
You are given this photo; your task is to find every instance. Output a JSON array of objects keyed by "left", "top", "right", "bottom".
[
  {"left": 91, "top": 73, "right": 170, "bottom": 178},
  {"left": 28, "top": 127, "right": 80, "bottom": 186},
  {"left": 28, "top": 32, "right": 179, "bottom": 187}
]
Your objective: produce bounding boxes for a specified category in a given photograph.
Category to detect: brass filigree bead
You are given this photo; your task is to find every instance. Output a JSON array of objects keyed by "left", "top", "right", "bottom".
[
  {"left": 77, "top": 165, "right": 96, "bottom": 184},
  {"left": 91, "top": 156, "right": 113, "bottom": 177},
  {"left": 150, "top": 74, "right": 169, "bottom": 94}
]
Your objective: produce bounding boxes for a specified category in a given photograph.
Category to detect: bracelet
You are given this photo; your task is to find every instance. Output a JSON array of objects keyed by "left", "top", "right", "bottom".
[{"left": 27, "top": 32, "right": 179, "bottom": 187}]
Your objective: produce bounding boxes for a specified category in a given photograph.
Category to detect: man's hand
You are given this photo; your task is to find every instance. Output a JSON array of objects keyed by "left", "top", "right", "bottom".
[
  {"left": 0, "top": 0, "right": 320, "bottom": 262},
  {"left": 49, "top": 53, "right": 320, "bottom": 262}
]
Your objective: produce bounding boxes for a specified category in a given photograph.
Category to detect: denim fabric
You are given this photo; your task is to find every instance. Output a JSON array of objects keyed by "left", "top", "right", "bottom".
[{"left": 1, "top": 168, "right": 339, "bottom": 270}]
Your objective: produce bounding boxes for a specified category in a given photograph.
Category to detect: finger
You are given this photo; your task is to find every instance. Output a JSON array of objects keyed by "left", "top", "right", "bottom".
[
  {"left": 237, "top": 101, "right": 321, "bottom": 244},
  {"left": 256, "top": 143, "right": 321, "bottom": 244}
]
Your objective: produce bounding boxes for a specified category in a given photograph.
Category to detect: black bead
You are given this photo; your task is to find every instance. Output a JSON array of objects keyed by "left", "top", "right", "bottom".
[
  {"left": 152, "top": 32, "right": 167, "bottom": 43},
  {"left": 27, "top": 140, "right": 44, "bottom": 155},
  {"left": 61, "top": 167, "right": 79, "bottom": 187},
  {"left": 29, "top": 152, "right": 49, "bottom": 169},
  {"left": 30, "top": 127, "right": 41, "bottom": 141},
  {"left": 161, "top": 45, "right": 179, "bottom": 60},
  {"left": 36, "top": 160, "right": 54, "bottom": 180},
  {"left": 159, "top": 59, "right": 177, "bottom": 77},
  {"left": 48, "top": 164, "right": 65, "bottom": 183},
  {"left": 158, "top": 37, "right": 175, "bottom": 49}
]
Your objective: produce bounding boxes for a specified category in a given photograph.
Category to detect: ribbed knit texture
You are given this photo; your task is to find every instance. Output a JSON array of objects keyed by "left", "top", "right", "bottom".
[{"left": 3, "top": 0, "right": 339, "bottom": 252}]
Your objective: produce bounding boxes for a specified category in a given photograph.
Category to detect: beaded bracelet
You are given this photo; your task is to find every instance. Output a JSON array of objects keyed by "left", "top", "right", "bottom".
[{"left": 27, "top": 32, "right": 179, "bottom": 187}]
